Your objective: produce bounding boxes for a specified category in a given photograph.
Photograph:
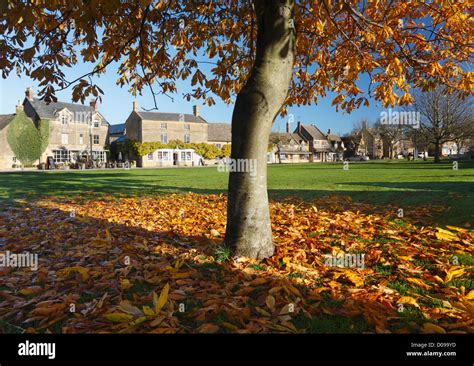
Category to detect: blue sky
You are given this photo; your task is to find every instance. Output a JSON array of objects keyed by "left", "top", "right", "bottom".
[{"left": 0, "top": 61, "right": 386, "bottom": 135}]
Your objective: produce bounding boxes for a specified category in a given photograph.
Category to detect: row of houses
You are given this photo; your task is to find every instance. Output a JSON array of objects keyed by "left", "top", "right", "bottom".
[
  {"left": 0, "top": 87, "right": 469, "bottom": 169},
  {"left": 0, "top": 88, "right": 347, "bottom": 169},
  {"left": 0, "top": 88, "right": 233, "bottom": 169}
]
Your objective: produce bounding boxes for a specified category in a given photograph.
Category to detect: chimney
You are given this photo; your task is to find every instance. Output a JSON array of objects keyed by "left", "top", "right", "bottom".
[
  {"left": 25, "top": 87, "right": 33, "bottom": 101},
  {"left": 297, "top": 121, "right": 301, "bottom": 133},
  {"left": 133, "top": 100, "right": 139, "bottom": 112},
  {"left": 89, "top": 99, "right": 98, "bottom": 111},
  {"left": 15, "top": 100, "right": 23, "bottom": 113},
  {"left": 327, "top": 129, "right": 331, "bottom": 135},
  {"left": 286, "top": 120, "right": 291, "bottom": 133},
  {"left": 193, "top": 105, "right": 199, "bottom": 117}
]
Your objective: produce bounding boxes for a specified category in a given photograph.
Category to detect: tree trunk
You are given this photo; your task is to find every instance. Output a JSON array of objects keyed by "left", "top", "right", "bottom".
[
  {"left": 434, "top": 140, "right": 441, "bottom": 163},
  {"left": 225, "top": 0, "right": 295, "bottom": 259}
]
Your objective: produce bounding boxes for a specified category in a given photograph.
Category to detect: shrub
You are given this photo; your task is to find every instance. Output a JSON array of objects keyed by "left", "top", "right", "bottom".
[{"left": 7, "top": 112, "right": 49, "bottom": 165}]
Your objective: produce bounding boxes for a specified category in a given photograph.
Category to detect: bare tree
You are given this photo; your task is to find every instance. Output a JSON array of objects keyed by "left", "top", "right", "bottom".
[
  {"left": 413, "top": 88, "right": 473, "bottom": 163},
  {"left": 374, "top": 121, "right": 407, "bottom": 159}
]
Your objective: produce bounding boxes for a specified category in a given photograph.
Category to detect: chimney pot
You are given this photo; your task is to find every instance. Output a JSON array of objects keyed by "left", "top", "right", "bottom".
[
  {"left": 90, "top": 99, "right": 98, "bottom": 111},
  {"left": 25, "top": 87, "right": 33, "bottom": 101},
  {"left": 193, "top": 105, "right": 199, "bottom": 117},
  {"left": 16, "top": 100, "right": 23, "bottom": 113}
]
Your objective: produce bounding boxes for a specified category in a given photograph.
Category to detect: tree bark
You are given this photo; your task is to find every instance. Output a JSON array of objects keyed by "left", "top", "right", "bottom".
[
  {"left": 434, "top": 140, "right": 441, "bottom": 163},
  {"left": 225, "top": 0, "right": 295, "bottom": 259}
]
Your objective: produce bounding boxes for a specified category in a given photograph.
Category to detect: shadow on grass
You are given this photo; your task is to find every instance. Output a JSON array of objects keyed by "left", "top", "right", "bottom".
[
  {"left": 0, "top": 165, "right": 472, "bottom": 227},
  {"left": 0, "top": 201, "right": 395, "bottom": 334}
]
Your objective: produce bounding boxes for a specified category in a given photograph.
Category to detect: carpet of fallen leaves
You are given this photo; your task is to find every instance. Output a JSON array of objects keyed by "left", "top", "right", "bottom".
[{"left": 0, "top": 193, "right": 472, "bottom": 334}]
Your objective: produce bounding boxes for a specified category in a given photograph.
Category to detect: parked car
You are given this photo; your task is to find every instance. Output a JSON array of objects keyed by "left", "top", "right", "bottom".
[{"left": 346, "top": 155, "right": 369, "bottom": 161}]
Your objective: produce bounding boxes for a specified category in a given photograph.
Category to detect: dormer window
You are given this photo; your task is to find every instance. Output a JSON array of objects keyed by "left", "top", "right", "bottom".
[
  {"left": 58, "top": 110, "right": 72, "bottom": 125},
  {"left": 93, "top": 118, "right": 100, "bottom": 128}
]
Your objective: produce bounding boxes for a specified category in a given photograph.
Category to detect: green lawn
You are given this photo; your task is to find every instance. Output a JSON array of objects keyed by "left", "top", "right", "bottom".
[{"left": 0, "top": 159, "right": 473, "bottom": 226}]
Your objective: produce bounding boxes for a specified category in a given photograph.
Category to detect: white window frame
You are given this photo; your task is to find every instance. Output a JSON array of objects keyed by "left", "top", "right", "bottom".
[
  {"left": 180, "top": 151, "right": 192, "bottom": 161},
  {"left": 61, "top": 133, "right": 69, "bottom": 145}
]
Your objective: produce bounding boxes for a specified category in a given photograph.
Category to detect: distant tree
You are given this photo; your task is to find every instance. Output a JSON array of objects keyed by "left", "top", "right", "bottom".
[
  {"left": 351, "top": 119, "right": 370, "bottom": 136},
  {"left": 268, "top": 135, "right": 284, "bottom": 164},
  {"left": 373, "top": 121, "right": 407, "bottom": 159},
  {"left": 412, "top": 88, "right": 473, "bottom": 163}
]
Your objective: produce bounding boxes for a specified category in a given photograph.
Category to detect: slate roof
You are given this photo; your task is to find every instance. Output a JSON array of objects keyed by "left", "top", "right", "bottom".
[
  {"left": 327, "top": 134, "right": 342, "bottom": 142},
  {"left": 208, "top": 123, "right": 231, "bottom": 142},
  {"left": 0, "top": 114, "right": 14, "bottom": 131},
  {"left": 269, "top": 132, "right": 302, "bottom": 145},
  {"left": 300, "top": 124, "right": 327, "bottom": 140},
  {"left": 28, "top": 98, "right": 92, "bottom": 118},
  {"left": 109, "top": 123, "right": 125, "bottom": 135},
  {"left": 114, "top": 135, "right": 127, "bottom": 143},
  {"left": 26, "top": 98, "right": 109, "bottom": 125},
  {"left": 137, "top": 111, "right": 207, "bottom": 124}
]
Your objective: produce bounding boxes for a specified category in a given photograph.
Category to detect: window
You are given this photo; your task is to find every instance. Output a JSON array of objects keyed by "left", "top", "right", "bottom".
[
  {"left": 184, "top": 124, "right": 190, "bottom": 130},
  {"left": 53, "top": 150, "right": 70, "bottom": 163},
  {"left": 79, "top": 134, "right": 84, "bottom": 145},
  {"left": 161, "top": 134, "right": 168, "bottom": 143},
  {"left": 93, "top": 135, "right": 100, "bottom": 144},
  {"left": 93, "top": 118, "right": 100, "bottom": 128},
  {"left": 148, "top": 153, "right": 154, "bottom": 160},
  {"left": 157, "top": 151, "right": 170, "bottom": 161},
  {"left": 61, "top": 114, "right": 69, "bottom": 125},
  {"left": 157, "top": 151, "right": 171, "bottom": 161},
  {"left": 184, "top": 134, "right": 191, "bottom": 143},
  {"left": 92, "top": 151, "right": 106, "bottom": 162},
  {"left": 61, "top": 133, "right": 69, "bottom": 144},
  {"left": 181, "top": 151, "right": 192, "bottom": 161},
  {"left": 161, "top": 123, "right": 167, "bottom": 130}
]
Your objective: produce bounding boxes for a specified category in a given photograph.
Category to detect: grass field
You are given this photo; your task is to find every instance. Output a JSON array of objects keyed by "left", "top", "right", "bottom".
[
  {"left": 0, "top": 159, "right": 472, "bottom": 227},
  {"left": 0, "top": 159, "right": 473, "bottom": 334}
]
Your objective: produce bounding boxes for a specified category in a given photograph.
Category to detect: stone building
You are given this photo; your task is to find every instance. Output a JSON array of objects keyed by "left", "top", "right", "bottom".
[
  {"left": 268, "top": 131, "right": 310, "bottom": 163},
  {"left": 208, "top": 123, "right": 231, "bottom": 148},
  {"left": 22, "top": 87, "right": 109, "bottom": 164},
  {"left": 124, "top": 102, "right": 208, "bottom": 167}
]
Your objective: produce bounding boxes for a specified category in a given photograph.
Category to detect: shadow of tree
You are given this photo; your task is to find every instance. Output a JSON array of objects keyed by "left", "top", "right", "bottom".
[{"left": 0, "top": 199, "right": 413, "bottom": 334}]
